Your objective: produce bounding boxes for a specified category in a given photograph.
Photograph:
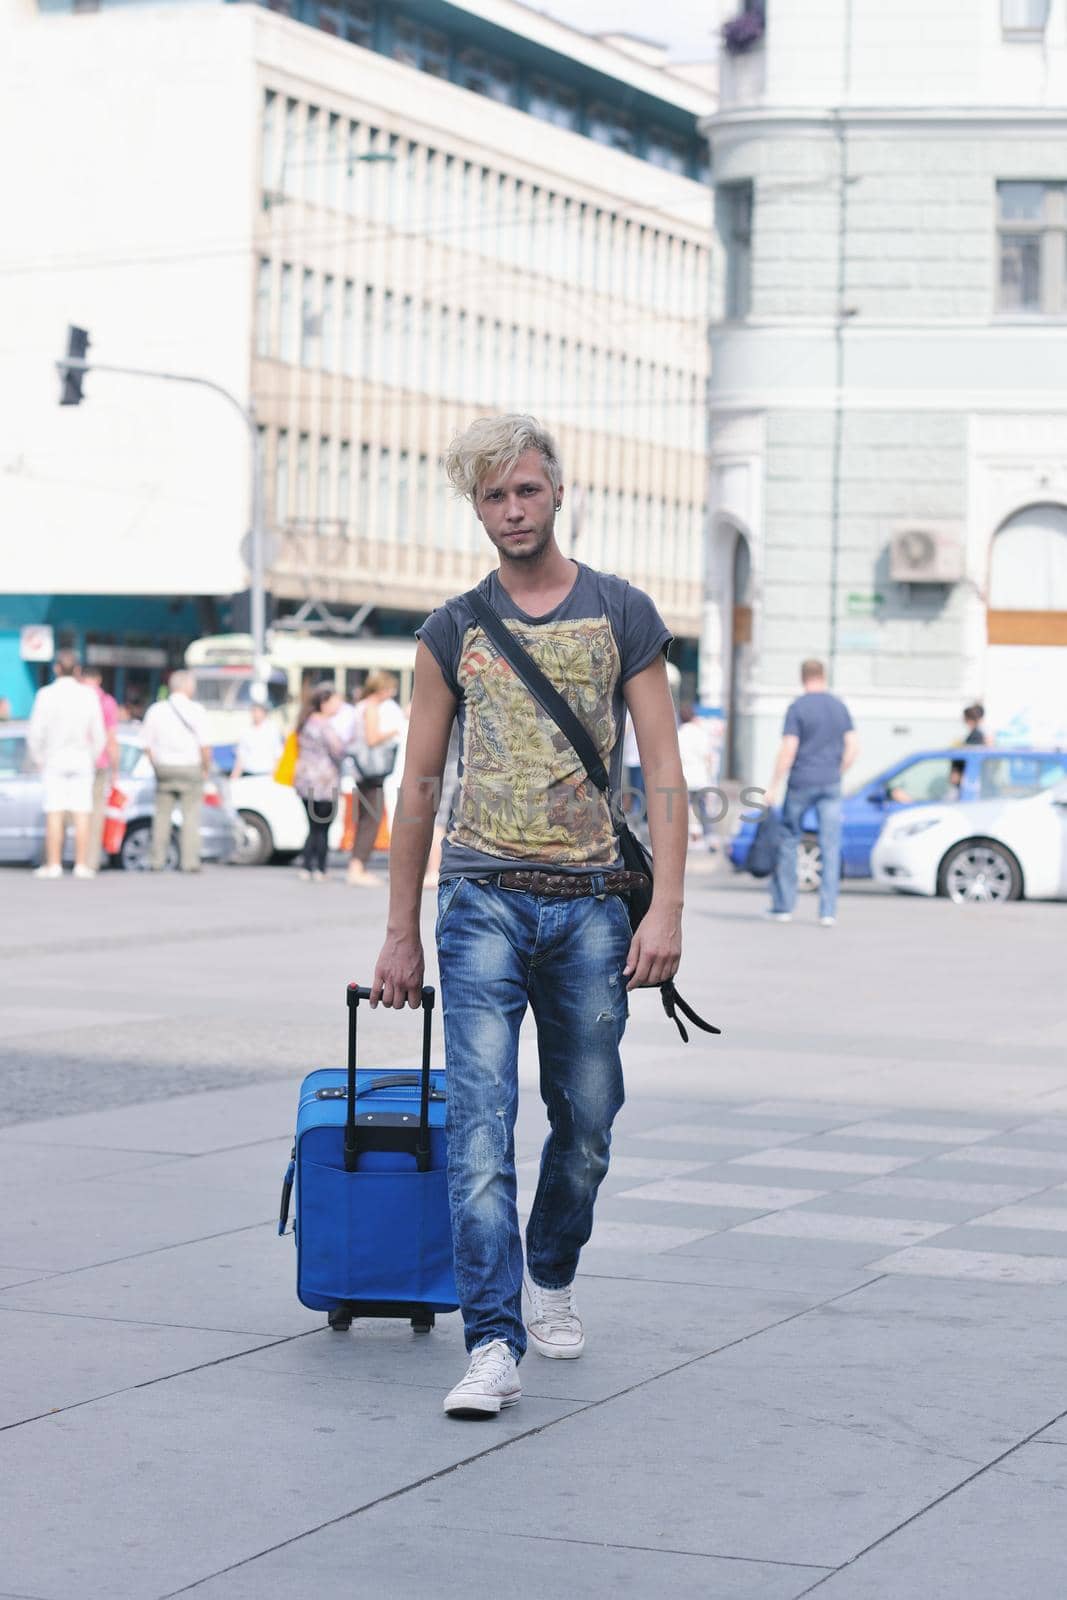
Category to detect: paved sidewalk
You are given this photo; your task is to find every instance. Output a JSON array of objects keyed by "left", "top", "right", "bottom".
[{"left": 2, "top": 866, "right": 1066, "bottom": 1597}]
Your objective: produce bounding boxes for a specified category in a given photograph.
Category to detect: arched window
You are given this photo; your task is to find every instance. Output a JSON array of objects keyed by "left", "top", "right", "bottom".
[{"left": 988, "top": 504, "right": 1067, "bottom": 644}]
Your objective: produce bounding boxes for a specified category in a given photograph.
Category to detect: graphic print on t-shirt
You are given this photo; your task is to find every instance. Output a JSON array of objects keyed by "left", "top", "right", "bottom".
[{"left": 453, "top": 615, "right": 620, "bottom": 864}]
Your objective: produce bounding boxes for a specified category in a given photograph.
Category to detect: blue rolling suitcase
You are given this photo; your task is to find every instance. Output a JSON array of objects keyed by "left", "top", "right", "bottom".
[{"left": 278, "top": 983, "right": 458, "bottom": 1333}]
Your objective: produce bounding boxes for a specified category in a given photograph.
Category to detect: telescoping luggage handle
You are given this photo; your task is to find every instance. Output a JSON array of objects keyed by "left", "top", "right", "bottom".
[{"left": 345, "top": 983, "right": 435, "bottom": 1175}]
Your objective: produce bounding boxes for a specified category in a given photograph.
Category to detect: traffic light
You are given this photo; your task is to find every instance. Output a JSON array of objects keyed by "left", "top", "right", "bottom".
[{"left": 59, "top": 325, "right": 90, "bottom": 405}]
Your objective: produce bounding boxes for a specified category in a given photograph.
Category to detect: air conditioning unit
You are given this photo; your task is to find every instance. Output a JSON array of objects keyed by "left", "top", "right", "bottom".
[{"left": 889, "top": 523, "right": 963, "bottom": 584}]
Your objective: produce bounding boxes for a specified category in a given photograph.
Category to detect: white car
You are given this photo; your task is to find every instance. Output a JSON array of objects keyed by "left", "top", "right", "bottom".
[
  {"left": 228, "top": 775, "right": 345, "bottom": 865},
  {"left": 871, "top": 781, "right": 1067, "bottom": 903}
]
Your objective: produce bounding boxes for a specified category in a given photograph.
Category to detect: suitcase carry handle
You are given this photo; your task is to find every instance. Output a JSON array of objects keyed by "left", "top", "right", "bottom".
[
  {"left": 361, "top": 1073, "right": 445, "bottom": 1098},
  {"left": 345, "top": 983, "right": 436, "bottom": 1174}
]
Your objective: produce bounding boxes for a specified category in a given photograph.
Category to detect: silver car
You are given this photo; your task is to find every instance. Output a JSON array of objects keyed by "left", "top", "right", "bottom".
[{"left": 0, "top": 722, "right": 239, "bottom": 869}]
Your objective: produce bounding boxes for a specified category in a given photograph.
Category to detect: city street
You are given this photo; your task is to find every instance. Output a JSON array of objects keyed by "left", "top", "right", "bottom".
[{"left": 2, "top": 858, "right": 1066, "bottom": 1597}]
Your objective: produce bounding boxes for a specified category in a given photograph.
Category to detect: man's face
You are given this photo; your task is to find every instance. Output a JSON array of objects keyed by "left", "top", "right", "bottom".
[{"left": 475, "top": 450, "right": 561, "bottom": 562}]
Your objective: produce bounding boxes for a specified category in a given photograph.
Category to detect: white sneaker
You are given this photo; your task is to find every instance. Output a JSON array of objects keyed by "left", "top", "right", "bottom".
[
  {"left": 762, "top": 909, "right": 792, "bottom": 923},
  {"left": 819, "top": 915, "right": 836, "bottom": 927},
  {"left": 523, "top": 1273, "right": 585, "bottom": 1360},
  {"left": 443, "top": 1340, "right": 521, "bottom": 1418},
  {"left": 297, "top": 868, "right": 311, "bottom": 881},
  {"left": 73, "top": 865, "right": 96, "bottom": 880},
  {"left": 33, "top": 864, "right": 62, "bottom": 880}
]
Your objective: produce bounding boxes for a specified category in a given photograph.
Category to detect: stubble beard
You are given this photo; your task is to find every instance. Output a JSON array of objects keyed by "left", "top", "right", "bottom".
[{"left": 490, "top": 518, "right": 554, "bottom": 565}]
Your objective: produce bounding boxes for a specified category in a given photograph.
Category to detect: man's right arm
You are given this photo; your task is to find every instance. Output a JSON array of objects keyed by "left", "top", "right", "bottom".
[{"left": 370, "top": 642, "right": 457, "bottom": 1010}]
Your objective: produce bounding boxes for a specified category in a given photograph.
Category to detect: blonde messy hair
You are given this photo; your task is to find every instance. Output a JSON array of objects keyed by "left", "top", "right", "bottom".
[{"left": 444, "top": 414, "right": 563, "bottom": 504}]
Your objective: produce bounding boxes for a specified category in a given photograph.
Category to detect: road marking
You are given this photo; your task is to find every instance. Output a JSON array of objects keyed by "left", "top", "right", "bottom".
[
  {"left": 615, "top": 1179, "right": 826, "bottom": 1210},
  {"left": 855, "top": 1176, "right": 1041, "bottom": 1205},
  {"left": 733, "top": 1212, "right": 951, "bottom": 1246},
  {"left": 967, "top": 1207, "right": 1067, "bottom": 1234},
  {"left": 730, "top": 1148, "right": 916, "bottom": 1175},
  {"left": 938, "top": 1146, "right": 1067, "bottom": 1171},
  {"left": 874, "top": 1246, "right": 1067, "bottom": 1285},
  {"left": 832, "top": 1121, "right": 1001, "bottom": 1145}
]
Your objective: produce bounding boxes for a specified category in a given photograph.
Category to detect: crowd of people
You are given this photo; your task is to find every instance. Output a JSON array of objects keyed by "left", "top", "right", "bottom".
[{"left": 12, "top": 653, "right": 461, "bottom": 887}]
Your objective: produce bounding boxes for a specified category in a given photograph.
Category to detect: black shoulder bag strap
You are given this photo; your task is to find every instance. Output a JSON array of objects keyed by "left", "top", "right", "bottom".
[{"left": 463, "top": 588, "right": 719, "bottom": 1045}]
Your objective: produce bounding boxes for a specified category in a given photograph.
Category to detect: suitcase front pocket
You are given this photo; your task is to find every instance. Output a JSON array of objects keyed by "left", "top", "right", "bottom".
[{"left": 298, "top": 1160, "right": 456, "bottom": 1307}]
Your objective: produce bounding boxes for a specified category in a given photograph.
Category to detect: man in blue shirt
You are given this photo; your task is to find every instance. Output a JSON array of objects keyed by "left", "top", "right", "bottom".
[{"left": 764, "top": 659, "right": 858, "bottom": 926}]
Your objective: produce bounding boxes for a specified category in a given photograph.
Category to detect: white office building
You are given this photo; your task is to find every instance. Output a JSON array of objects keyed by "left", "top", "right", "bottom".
[
  {"left": 702, "top": 0, "right": 1067, "bottom": 783},
  {"left": 0, "top": 0, "right": 713, "bottom": 713}
]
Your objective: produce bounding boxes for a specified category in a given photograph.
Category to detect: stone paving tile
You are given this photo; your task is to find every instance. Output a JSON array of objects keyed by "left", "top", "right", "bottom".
[
  {"left": 968, "top": 1204, "right": 1067, "bottom": 1233},
  {"left": 615, "top": 1178, "right": 827, "bottom": 1210},
  {"left": 937, "top": 1145, "right": 1067, "bottom": 1172},
  {"left": 8, "top": 1079, "right": 297, "bottom": 1155},
  {"left": 0, "top": 1266, "right": 56, "bottom": 1289},
  {"left": 732, "top": 1101, "right": 894, "bottom": 1122},
  {"left": 936, "top": 1223, "right": 1067, "bottom": 1259},
  {"left": 0, "top": 1364, "right": 582, "bottom": 1600},
  {"left": 585, "top": 1218, "right": 715, "bottom": 1253},
  {"left": 383, "top": 1269, "right": 1067, "bottom": 1572},
  {"left": 242, "top": 1272, "right": 818, "bottom": 1409},
  {"left": 1, "top": 1174, "right": 276, "bottom": 1273},
  {"left": 0, "top": 1307, "right": 273, "bottom": 1429},
  {"left": 853, "top": 1176, "right": 1044, "bottom": 1207},
  {"left": 595, "top": 1195, "right": 772, "bottom": 1232},
  {"left": 177, "top": 1510, "right": 829, "bottom": 1600},
  {"left": 819, "top": 1121, "right": 1002, "bottom": 1145},
  {"left": 0, "top": 1224, "right": 324, "bottom": 1337},
  {"left": 873, "top": 1246, "right": 1067, "bottom": 1286},
  {"left": 729, "top": 1148, "right": 918, "bottom": 1176},
  {"left": 808, "top": 1442, "right": 1067, "bottom": 1599},
  {"left": 733, "top": 1212, "right": 950, "bottom": 1248},
  {"left": 664, "top": 1229, "right": 907, "bottom": 1270},
  {"left": 0, "top": 1138, "right": 178, "bottom": 1188},
  {"left": 633, "top": 1123, "right": 816, "bottom": 1148},
  {"left": 582, "top": 1247, "right": 879, "bottom": 1299},
  {"left": 792, "top": 1190, "right": 993, "bottom": 1227}
]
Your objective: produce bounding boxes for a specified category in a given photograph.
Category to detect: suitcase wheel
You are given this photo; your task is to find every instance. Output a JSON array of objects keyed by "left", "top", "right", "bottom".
[
  {"left": 411, "top": 1312, "right": 435, "bottom": 1334},
  {"left": 328, "top": 1309, "right": 353, "bottom": 1332}
]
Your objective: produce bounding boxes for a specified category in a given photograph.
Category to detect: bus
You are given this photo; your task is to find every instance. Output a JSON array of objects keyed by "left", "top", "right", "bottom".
[{"left": 184, "top": 633, "right": 417, "bottom": 742}]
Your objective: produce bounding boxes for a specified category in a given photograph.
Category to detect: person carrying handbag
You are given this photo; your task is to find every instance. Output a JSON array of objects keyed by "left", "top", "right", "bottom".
[
  {"left": 370, "top": 414, "right": 704, "bottom": 1420},
  {"left": 346, "top": 671, "right": 403, "bottom": 887}
]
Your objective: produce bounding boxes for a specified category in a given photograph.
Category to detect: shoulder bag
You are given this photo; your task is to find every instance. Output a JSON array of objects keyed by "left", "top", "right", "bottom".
[{"left": 463, "top": 588, "right": 719, "bottom": 1045}]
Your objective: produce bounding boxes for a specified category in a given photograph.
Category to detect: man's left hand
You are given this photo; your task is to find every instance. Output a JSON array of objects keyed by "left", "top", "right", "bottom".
[{"left": 623, "top": 902, "right": 682, "bottom": 990}]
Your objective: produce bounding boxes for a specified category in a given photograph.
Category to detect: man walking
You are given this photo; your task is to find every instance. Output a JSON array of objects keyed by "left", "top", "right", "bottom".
[
  {"left": 370, "top": 415, "right": 687, "bottom": 1419},
  {"left": 141, "top": 670, "right": 211, "bottom": 872},
  {"left": 27, "top": 649, "right": 106, "bottom": 879},
  {"left": 81, "top": 664, "right": 120, "bottom": 872},
  {"left": 765, "top": 659, "right": 858, "bottom": 927}
]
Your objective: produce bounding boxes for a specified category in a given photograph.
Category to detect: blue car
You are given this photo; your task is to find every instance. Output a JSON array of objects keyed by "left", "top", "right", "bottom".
[{"left": 728, "top": 746, "right": 1067, "bottom": 890}]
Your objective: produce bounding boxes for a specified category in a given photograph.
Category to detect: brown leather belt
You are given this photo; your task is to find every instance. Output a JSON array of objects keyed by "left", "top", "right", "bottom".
[{"left": 493, "top": 869, "right": 650, "bottom": 898}]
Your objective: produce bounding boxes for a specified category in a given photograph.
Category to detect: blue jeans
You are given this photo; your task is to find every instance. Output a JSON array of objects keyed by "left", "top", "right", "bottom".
[
  {"left": 770, "top": 783, "right": 843, "bottom": 920},
  {"left": 436, "top": 877, "right": 631, "bottom": 1361}
]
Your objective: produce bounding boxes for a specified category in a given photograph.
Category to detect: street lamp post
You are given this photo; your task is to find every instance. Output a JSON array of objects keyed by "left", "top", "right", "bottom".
[{"left": 55, "top": 351, "right": 269, "bottom": 686}]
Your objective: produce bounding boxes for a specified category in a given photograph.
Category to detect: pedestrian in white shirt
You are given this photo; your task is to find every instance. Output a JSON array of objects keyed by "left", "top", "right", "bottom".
[
  {"left": 27, "top": 650, "right": 106, "bottom": 879},
  {"left": 677, "top": 704, "right": 718, "bottom": 850},
  {"left": 141, "top": 670, "right": 211, "bottom": 872},
  {"left": 231, "top": 702, "right": 284, "bottom": 779}
]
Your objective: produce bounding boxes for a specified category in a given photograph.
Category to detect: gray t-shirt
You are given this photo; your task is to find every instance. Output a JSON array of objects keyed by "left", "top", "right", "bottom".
[
  {"left": 416, "top": 562, "right": 671, "bottom": 877},
  {"left": 784, "top": 691, "right": 854, "bottom": 789}
]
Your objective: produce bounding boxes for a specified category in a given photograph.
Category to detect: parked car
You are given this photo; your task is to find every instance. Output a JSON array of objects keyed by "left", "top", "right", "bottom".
[
  {"left": 227, "top": 773, "right": 344, "bottom": 866},
  {"left": 871, "top": 780, "right": 1067, "bottom": 903},
  {"left": 728, "top": 747, "right": 1067, "bottom": 889},
  {"left": 0, "top": 723, "right": 239, "bottom": 869}
]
